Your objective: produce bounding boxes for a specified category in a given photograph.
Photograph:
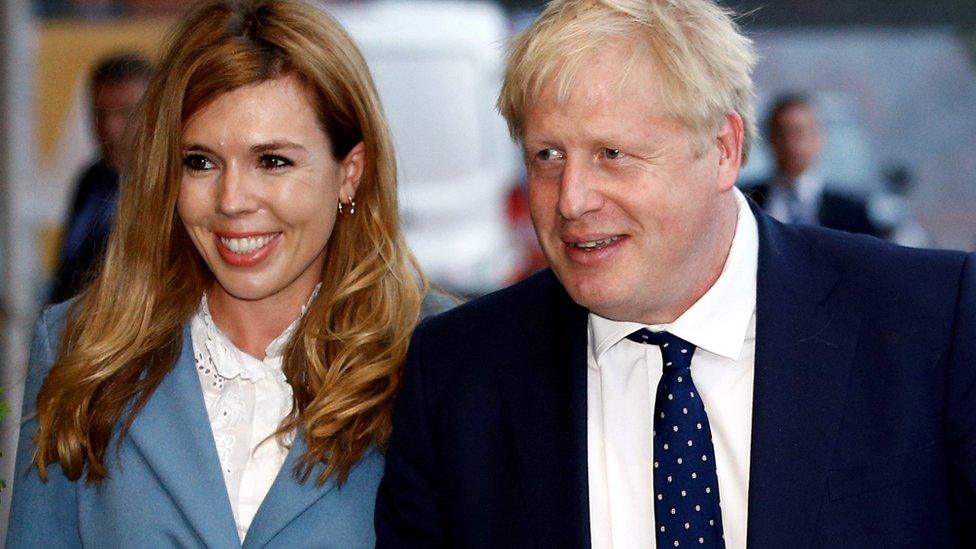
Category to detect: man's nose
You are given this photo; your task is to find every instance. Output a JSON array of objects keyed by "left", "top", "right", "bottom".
[
  {"left": 217, "top": 164, "right": 260, "bottom": 217},
  {"left": 557, "top": 157, "right": 603, "bottom": 220}
]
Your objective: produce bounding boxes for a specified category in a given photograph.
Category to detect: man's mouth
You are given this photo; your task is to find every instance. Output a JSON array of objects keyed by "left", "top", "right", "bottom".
[{"left": 567, "top": 235, "right": 622, "bottom": 251}]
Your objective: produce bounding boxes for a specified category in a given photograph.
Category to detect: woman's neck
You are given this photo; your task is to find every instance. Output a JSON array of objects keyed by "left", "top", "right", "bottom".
[{"left": 205, "top": 281, "right": 316, "bottom": 359}]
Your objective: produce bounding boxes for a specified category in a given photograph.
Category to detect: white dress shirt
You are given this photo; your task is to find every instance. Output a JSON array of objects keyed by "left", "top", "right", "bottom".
[
  {"left": 190, "top": 288, "right": 317, "bottom": 542},
  {"left": 587, "top": 188, "right": 758, "bottom": 549},
  {"left": 765, "top": 171, "right": 825, "bottom": 226}
]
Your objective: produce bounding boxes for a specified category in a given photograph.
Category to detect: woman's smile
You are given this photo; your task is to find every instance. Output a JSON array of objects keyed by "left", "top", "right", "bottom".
[{"left": 214, "top": 231, "right": 282, "bottom": 266}]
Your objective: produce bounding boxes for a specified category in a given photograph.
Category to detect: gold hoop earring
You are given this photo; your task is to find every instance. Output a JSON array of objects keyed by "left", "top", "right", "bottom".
[{"left": 338, "top": 196, "right": 356, "bottom": 215}]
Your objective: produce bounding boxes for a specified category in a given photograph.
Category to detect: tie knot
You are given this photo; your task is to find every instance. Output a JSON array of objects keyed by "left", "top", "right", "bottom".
[{"left": 625, "top": 329, "right": 695, "bottom": 369}]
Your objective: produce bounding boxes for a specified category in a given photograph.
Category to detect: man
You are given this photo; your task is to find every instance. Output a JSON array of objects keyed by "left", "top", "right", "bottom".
[
  {"left": 747, "top": 95, "right": 881, "bottom": 236},
  {"left": 376, "top": 1, "right": 976, "bottom": 547},
  {"left": 49, "top": 52, "right": 152, "bottom": 304}
]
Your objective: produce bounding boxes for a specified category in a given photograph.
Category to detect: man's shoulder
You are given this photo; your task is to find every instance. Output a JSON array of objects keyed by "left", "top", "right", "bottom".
[
  {"left": 404, "top": 269, "right": 577, "bottom": 396},
  {"left": 792, "top": 223, "right": 969, "bottom": 293},
  {"left": 416, "top": 269, "right": 571, "bottom": 344},
  {"left": 425, "top": 268, "right": 567, "bottom": 323}
]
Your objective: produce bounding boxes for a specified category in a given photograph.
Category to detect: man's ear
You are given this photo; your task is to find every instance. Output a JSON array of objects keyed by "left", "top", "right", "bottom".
[
  {"left": 715, "top": 111, "right": 744, "bottom": 192},
  {"left": 339, "top": 141, "right": 365, "bottom": 199}
]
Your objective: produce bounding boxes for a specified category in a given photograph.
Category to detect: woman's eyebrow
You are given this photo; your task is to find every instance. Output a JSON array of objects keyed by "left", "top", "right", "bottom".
[
  {"left": 251, "top": 140, "right": 307, "bottom": 154},
  {"left": 181, "top": 142, "right": 217, "bottom": 154}
]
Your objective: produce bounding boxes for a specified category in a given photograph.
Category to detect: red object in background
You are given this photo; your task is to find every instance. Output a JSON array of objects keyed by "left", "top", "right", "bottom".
[{"left": 505, "top": 182, "right": 548, "bottom": 284}]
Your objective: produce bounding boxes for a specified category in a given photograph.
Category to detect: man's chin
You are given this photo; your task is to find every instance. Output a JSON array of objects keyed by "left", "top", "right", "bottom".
[{"left": 560, "top": 275, "right": 630, "bottom": 318}]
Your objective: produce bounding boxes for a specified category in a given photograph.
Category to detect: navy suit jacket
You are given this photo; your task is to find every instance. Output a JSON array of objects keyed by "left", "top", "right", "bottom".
[{"left": 376, "top": 206, "right": 976, "bottom": 547}]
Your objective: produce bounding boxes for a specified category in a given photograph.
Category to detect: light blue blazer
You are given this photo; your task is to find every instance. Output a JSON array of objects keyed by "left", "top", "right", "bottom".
[{"left": 6, "top": 302, "right": 381, "bottom": 548}]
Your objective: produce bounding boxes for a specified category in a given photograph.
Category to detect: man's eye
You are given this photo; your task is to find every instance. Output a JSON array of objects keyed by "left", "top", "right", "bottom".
[
  {"left": 259, "top": 154, "right": 293, "bottom": 170},
  {"left": 604, "top": 148, "right": 624, "bottom": 160},
  {"left": 536, "top": 148, "right": 564, "bottom": 161},
  {"left": 182, "top": 153, "right": 215, "bottom": 172}
]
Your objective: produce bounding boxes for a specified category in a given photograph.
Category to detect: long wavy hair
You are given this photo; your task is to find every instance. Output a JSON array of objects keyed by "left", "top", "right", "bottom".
[{"left": 33, "top": 0, "right": 424, "bottom": 486}]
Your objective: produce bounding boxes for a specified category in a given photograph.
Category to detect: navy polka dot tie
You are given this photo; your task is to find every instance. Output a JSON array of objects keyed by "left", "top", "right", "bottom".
[{"left": 627, "top": 329, "right": 725, "bottom": 548}]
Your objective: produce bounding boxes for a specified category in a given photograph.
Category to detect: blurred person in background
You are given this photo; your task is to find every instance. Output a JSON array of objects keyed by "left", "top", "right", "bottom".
[
  {"left": 7, "top": 0, "right": 426, "bottom": 546},
  {"left": 747, "top": 94, "right": 881, "bottom": 236},
  {"left": 48, "top": 52, "right": 152, "bottom": 304}
]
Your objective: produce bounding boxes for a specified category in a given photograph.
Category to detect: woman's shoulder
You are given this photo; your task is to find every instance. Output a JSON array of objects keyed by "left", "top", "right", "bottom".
[
  {"left": 39, "top": 299, "right": 73, "bottom": 331},
  {"left": 25, "top": 300, "right": 73, "bottom": 394}
]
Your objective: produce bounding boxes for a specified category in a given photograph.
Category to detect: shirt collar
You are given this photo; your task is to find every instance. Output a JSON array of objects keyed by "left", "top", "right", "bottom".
[
  {"left": 774, "top": 171, "right": 824, "bottom": 204},
  {"left": 589, "top": 188, "right": 758, "bottom": 363},
  {"left": 192, "top": 284, "right": 321, "bottom": 382}
]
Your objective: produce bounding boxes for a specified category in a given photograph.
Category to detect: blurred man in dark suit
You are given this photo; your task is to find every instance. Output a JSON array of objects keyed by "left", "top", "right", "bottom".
[
  {"left": 49, "top": 53, "right": 152, "bottom": 304},
  {"left": 747, "top": 95, "right": 880, "bottom": 236}
]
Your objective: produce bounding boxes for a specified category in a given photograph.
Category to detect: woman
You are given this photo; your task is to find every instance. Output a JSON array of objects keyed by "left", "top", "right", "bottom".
[{"left": 7, "top": 0, "right": 424, "bottom": 546}]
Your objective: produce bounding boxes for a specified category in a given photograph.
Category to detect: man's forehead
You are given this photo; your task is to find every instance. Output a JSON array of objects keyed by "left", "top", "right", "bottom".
[
  {"left": 528, "top": 41, "right": 666, "bottom": 112},
  {"left": 524, "top": 77, "right": 666, "bottom": 134},
  {"left": 521, "top": 93, "right": 684, "bottom": 154}
]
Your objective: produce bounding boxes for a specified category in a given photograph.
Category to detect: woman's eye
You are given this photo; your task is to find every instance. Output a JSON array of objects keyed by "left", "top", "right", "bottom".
[
  {"left": 604, "top": 148, "right": 624, "bottom": 160},
  {"left": 259, "top": 154, "right": 293, "bottom": 170},
  {"left": 182, "top": 153, "right": 215, "bottom": 172},
  {"left": 536, "top": 148, "right": 564, "bottom": 161}
]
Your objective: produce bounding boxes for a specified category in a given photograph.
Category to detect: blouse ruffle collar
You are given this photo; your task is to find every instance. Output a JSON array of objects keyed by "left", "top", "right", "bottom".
[{"left": 196, "top": 285, "right": 320, "bottom": 383}]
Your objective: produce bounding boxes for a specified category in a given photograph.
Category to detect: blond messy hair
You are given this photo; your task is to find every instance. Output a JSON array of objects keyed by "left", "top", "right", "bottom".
[
  {"left": 33, "top": 0, "right": 424, "bottom": 486},
  {"left": 498, "top": 0, "right": 757, "bottom": 160}
]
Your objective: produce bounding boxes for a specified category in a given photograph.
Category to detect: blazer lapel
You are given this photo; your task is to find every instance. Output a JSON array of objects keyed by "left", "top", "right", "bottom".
[
  {"left": 746, "top": 208, "right": 862, "bottom": 547},
  {"left": 495, "top": 271, "right": 591, "bottom": 548},
  {"left": 242, "top": 434, "right": 334, "bottom": 548},
  {"left": 127, "top": 326, "right": 240, "bottom": 547}
]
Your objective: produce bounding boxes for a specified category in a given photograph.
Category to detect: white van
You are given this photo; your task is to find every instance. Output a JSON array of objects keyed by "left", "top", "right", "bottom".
[{"left": 330, "top": 1, "right": 524, "bottom": 294}]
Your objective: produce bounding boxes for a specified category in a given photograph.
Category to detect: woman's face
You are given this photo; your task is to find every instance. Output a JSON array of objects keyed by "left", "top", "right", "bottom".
[{"left": 177, "top": 74, "right": 363, "bottom": 307}]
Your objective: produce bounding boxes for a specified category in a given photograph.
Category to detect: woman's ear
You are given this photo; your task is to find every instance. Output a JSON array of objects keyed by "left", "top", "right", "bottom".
[{"left": 339, "top": 141, "right": 365, "bottom": 199}]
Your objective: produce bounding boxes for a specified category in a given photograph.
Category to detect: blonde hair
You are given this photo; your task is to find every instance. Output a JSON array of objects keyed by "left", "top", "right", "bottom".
[
  {"left": 498, "top": 0, "right": 757, "bottom": 160},
  {"left": 33, "top": 0, "right": 424, "bottom": 486}
]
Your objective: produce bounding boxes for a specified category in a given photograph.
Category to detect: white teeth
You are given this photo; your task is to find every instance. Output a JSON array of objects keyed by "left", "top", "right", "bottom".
[
  {"left": 220, "top": 234, "right": 277, "bottom": 255},
  {"left": 571, "top": 236, "right": 621, "bottom": 250}
]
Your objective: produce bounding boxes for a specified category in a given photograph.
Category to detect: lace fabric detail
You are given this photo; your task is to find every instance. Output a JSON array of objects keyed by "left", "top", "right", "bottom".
[
  {"left": 195, "top": 349, "right": 224, "bottom": 391},
  {"left": 213, "top": 433, "right": 237, "bottom": 476}
]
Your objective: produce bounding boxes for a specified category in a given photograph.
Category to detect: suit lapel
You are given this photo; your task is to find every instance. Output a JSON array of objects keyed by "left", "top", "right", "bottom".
[
  {"left": 747, "top": 208, "right": 862, "bottom": 547},
  {"left": 242, "top": 434, "right": 335, "bottom": 548},
  {"left": 495, "top": 271, "right": 591, "bottom": 548},
  {"left": 127, "top": 325, "right": 240, "bottom": 547}
]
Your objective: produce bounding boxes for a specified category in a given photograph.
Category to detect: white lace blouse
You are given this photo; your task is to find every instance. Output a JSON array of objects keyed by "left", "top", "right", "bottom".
[{"left": 190, "top": 290, "right": 315, "bottom": 542}]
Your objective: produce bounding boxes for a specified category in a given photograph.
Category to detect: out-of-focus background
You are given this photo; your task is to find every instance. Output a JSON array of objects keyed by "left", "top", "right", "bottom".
[{"left": 1, "top": 0, "right": 975, "bottom": 536}]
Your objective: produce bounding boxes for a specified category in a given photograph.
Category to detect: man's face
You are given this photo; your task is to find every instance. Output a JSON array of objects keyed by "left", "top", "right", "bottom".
[
  {"left": 522, "top": 45, "right": 741, "bottom": 324},
  {"left": 92, "top": 77, "right": 148, "bottom": 169},
  {"left": 769, "top": 103, "right": 822, "bottom": 180}
]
